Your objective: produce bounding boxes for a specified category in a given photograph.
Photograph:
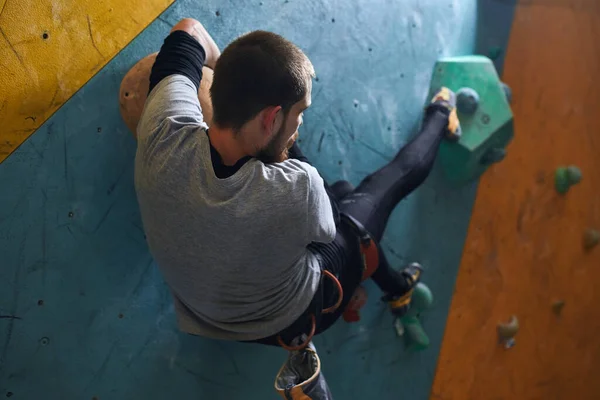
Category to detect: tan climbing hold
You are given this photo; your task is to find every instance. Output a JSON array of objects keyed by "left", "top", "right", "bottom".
[{"left": 497, "top": 315, "right": 519, "bottom": 340}]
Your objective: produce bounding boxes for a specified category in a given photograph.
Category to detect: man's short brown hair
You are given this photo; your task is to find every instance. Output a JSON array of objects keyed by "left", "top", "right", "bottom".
[{"left": 210, "top": 31, "right": 315, "bottom": 131}]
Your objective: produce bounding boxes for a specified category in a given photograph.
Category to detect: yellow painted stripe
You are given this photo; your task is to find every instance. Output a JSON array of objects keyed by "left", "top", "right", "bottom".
[{"left": 0, "top": 0, "right": 173, "bottom": 163}]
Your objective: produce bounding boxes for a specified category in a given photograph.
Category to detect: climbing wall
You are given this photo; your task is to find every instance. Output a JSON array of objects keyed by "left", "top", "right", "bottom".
[
  {"left": 1, "top": 0, "right": 513, "bottom": 399},
  {"left": 432, "top": 0, "right": 600, "bottom": 398}
]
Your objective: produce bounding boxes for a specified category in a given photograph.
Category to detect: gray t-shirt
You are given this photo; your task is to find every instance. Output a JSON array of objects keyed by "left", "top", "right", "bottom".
[{"left": 135, "top": 75, "right": 336, "bottom": 341}]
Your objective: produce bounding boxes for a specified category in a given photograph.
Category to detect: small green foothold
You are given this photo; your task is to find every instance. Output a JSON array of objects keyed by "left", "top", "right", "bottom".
[
  {"left": 583, "top": 229, "right": 599, "bottom": 250},
  {"left": 402, "top": 316, "right": 430, "bottom": 351},
  {"left": 555, "top": 166, "right": 581, "bottom": 194},
  {"left": 410, "top": 282, "right": 433, "bottom": 312},
  {"left": 555, "top": 167, "right": 570, "bottom": 194},
  {"left": 552, "top": 300, "right": 565, "bottom": 315}
]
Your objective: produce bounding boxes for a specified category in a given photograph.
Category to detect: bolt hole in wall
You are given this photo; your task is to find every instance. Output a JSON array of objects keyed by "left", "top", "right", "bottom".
[{"left": 42, "top": 31, "right": 49, "bottom": 40}]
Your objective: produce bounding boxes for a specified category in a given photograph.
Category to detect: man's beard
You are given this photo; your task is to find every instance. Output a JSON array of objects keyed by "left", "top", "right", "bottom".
[{"left": 256, "top": 125, "right": 291, "bottom": 164}]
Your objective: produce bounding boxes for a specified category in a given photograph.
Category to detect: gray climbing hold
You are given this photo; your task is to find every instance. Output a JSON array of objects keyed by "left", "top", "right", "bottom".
[
  {"left": 501, "top": 82, "right": 512, "bottom": 104},
  {"left": 566, "top": 165, "right": 582, "bottom": 184},
  {"left": 456, "top": 87, "right": 480, "bottom": 115}
]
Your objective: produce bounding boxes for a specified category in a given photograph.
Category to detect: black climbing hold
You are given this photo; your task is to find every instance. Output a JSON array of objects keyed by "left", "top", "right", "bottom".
[
  {"left": 488, "top": 46, "right": 503, "bottom": 60},
  {"left": 480, "top": 148, "right": 506, "bottom": 165}
]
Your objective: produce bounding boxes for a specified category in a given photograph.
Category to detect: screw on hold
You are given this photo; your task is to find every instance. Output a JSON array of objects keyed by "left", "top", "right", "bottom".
[
  {"left": 497, "top": 315, "right": 519, "bottom": 346},
  {"left": 456, "top": 87, "right": 480, "bottom": 115},
  {"left": 554, "top": 165, "right": 582, "bottom": 194},
  {"left": 583, "top": 229, "right": 599, "bottom": 251},
  {"left": 552, "top": 300, "right": 565, "bottom": 315},
  {"left": 504, "top": 337, "right": 516, "bottom": 349},
  {"left": 394, "top": 317, "right": 405, "bottom": 336},
  {"left": 481, "top": 113, "right": 491, "bottom": 124},
  {"left": 480, "top": 148, "right": 506, "bottom": 165},
  {"left": 40, "top": 337, "right": 50, "bottom": 346}
]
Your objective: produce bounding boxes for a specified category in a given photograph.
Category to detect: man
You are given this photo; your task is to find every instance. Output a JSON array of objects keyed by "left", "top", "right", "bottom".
[{"left": 125, "top": 18, "right": 459, "bottom": 346}]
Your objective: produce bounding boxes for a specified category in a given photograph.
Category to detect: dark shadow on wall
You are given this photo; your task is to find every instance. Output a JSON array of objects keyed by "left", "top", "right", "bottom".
[{"left": 475, "top": 0, "right": 518, "bottom": 76}]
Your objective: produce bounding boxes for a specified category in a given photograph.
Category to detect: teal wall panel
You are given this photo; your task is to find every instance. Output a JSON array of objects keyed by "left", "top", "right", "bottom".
[{"left": 0, "top": 0, "right": 515, "bottom": 398}]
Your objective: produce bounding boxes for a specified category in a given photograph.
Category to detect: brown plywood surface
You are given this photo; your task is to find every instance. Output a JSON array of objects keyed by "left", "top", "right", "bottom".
[{"left": 431, "top": 1, "right": 600, "bottom": 399}]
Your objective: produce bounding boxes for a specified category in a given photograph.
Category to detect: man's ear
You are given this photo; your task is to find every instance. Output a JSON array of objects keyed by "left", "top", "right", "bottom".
[{"left": 262, "top": 105, "right": 283, "bottom": 137}]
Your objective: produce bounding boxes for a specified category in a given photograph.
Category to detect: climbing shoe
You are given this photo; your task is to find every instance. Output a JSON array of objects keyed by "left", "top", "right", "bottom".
[
  {"left": 430, "top": 87, "right": 461, "bottom": 141},
  {"left": 383, "top": 262, "right": 424, "bottom": 317}
]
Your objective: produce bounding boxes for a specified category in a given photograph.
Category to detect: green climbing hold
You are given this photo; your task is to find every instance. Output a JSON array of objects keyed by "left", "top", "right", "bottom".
[
  {"left": 429, "top": 56, "right": 514, "bottom": 184},
  {"left": 583, "top": 229, "right": 599, "bottom": 250},
  {"left": 555, "top": 165, "right": 582, "bottom": 194},
  {"left": 397, "top": 282, "right": 434, "bottom": 351},
  {"left": 409, "top": 282, "right": 434, "bottom": 315},
  {"left": 402, "top": 316, "right": 430, "bottom": 351}
]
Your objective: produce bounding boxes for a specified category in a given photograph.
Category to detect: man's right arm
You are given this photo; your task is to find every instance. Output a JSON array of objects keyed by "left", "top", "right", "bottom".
[
  {"left": 305, "top": 166, "right": 336, "bottom": 243},
  {"left": 139, "top": 19, "right": 219, "bottom": 138}
]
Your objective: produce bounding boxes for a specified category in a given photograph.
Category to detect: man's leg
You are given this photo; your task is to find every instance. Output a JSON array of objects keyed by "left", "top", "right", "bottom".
[
  {"left": 340, "top": 90, "right": 458, "bottom": 243},
  {"left": 337, "top": 89, "right": 459, "bottom": 311}
]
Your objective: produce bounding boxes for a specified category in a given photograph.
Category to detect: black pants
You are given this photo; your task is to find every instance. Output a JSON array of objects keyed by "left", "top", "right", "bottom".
[{"left": 253, "top": 104, "right": 450, "bottom": 346}]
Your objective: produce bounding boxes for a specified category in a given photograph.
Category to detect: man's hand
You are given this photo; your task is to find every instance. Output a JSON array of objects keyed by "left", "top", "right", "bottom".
[{"left": 171, "top": 18, "right": 221, "bottom": 69}]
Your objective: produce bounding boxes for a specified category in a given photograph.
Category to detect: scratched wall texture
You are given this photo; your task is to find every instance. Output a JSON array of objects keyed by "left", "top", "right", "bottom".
[{"left": 0, "top": 0, "right": 513, "bottom": 399}]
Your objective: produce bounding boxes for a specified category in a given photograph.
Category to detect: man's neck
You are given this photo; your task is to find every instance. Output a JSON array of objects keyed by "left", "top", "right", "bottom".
[{"left": 207, "top": 126, "right": 249, "bottom": 166}]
